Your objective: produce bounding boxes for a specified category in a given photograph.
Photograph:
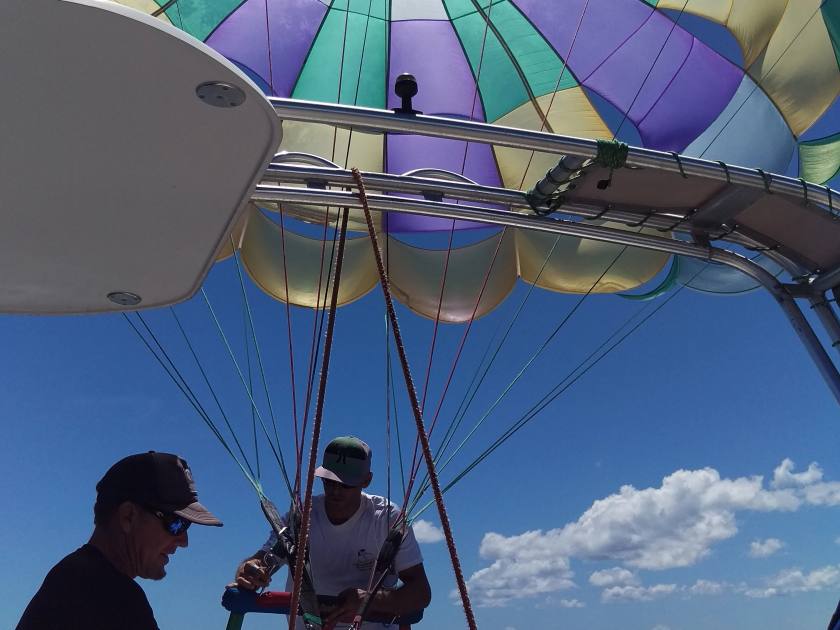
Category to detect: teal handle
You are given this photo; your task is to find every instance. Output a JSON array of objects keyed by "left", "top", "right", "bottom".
[{"left": 225, "top": 612, "right": 244, "bottom": 630}]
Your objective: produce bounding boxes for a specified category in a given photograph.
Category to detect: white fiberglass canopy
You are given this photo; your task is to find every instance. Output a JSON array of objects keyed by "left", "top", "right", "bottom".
[{"left": 0, "top": 0, "right": 280, "bottom": 313}]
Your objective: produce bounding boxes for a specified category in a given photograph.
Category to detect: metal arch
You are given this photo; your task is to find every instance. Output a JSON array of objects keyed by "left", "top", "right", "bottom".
[{"left": 251, "top": 184, "right": 840, "bottom": 405}]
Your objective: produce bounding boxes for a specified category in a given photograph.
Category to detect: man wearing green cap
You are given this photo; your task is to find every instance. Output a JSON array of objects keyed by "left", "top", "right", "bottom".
[{"left": 234, "top": 436, "right": 431, "bottom": 629}]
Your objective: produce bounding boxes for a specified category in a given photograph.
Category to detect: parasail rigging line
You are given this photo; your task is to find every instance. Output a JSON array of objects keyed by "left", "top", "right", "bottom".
[
  {"left": 469, "top": 0, "right": 554, "bottom": 133},
  {"left": 419, "top": 221, "right": 458, "bottom": 415},
  {"left": 289, "top": 207, "right": 351, "bottom": 630},
  {"left": 122, "top": 312, "right": 260, "bottom": 493},
  {"left": 384, "top": 235, "right": 396, "bottom": 509},
  {"left": 694, "top": 4, "right": 823, "bottom": 159},
  {"left": 411, "top": 265, "right": 709, "bottom": 521},
  {"left": 243, "top": 301, "right": 260, "bottom": 480},
  {"left": 277, "top": 206, "right": 302, "bottom": 464},
  {"left": 611, "top": 0, "right": 690, "bottom": 143},
  {"left": 410, "top": 0, "right": 501, "bottom": 451},
  {"left": 168, "top": 306, "right": 259, "bottom": 483},
  {"left": 401, "top": 0, "right": 682, "bottom": 504},
  {"left": 385, "top": 273, "right": 409, "bottom": 506},
  {"left": 295, "top": 206, "right": 340, "bottom": 496},
  {"left": 230, "top": 242, "right": 283, "bottom": 475},
  {"left": 517, "top": 0, "right": 589, "bottom": 190},
  {"left": 262, "top": 0, "right": 275, "bottom": 94},
  {"left": 407, "top": 238, "right": 642, "bottom": 515},
  {"left": 432, "top": 10, "right": 611, "bottom": 449},
  {"left": 401, "top": 227, "right": 509, "bottom": 513},
  {"left": 151, "top": 0, "right": 177, "bottom": 18},
  {"left": 200, "top": 288, "right": 296, "bottom": 498},
  {"left": 353, "top": 167, "right": 478, "bottom": 630},
  {"left": 328, "top": 0, "right": 374, "bottom": 170},
  {"left": 429, "top": 232, "right": 568, "bottom": 474},
  {"left": 454, "top": 0, "right": 495, "bottom": 177},
  {"left": 513, "top": 0, "right": 592, "bottom": 191}
]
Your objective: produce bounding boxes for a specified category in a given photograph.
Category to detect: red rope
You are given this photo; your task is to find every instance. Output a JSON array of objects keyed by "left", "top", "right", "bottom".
[
  {"left": 420, "top": 220, "right": 457, "bottom": 413},
  {"left": 288, "top": 208, "right": 350, "bottom": 630},
  {"left": 352, "top": 168, "right": 478, "bottom": 630}
]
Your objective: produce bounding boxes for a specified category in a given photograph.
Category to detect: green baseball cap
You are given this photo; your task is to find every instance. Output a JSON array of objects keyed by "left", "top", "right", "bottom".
[{"left": 314, "top": 436, "right": 372, "bottom": 487}]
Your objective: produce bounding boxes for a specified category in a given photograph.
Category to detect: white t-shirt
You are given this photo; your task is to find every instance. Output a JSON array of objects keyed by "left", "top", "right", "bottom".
[{"left": 261, "top": 493, "right": 424, "bottom": 630}]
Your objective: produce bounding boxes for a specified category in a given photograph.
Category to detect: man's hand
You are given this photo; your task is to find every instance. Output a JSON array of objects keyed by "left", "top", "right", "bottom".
[
  {"left": 323, "top": 588, "right": 367, "bottom": 630},
  {"left": 234, "top": 558, "right": 272, "bottom": 591}
]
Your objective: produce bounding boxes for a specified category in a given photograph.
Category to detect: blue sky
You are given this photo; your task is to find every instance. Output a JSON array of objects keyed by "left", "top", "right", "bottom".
[{"left": 3, "top": 242, "right": 840, "bottom": 630}]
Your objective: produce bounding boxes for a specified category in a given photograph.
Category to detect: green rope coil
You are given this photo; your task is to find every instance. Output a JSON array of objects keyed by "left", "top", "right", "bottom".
[
  {"left": 594, "top": 140, "right": 628, "bottom": 190},
  {"left": 594, "top": 140, "right": 629, "bottom": 169}
]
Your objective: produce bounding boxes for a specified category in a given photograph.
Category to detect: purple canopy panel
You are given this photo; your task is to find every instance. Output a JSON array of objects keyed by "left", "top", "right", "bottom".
[
  {"left": 385, "top": 135, "right": 502, "bottom": 232},
  {"left": 583, "top": 14, "right": 741, "bottom": 151},
  {"left": 206, "top": 0, "right": 327, "bottom": 97},
  {"left": 513, "top": 0, "right": 651, "bottom": 79},
  {"left": 635, "top": 41, "right": 742, "bottom": 151},
  {"left": 388, "top": 20, "right": 484, "bottom": 120},
  {"left": 512, "top": 0, "right": 741, "bottom": 151}
]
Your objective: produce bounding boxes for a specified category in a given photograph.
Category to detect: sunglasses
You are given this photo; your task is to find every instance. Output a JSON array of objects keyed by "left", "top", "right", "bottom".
[
  {"left": 323, "top": 478, "right": 356, "bottom": 490},
  {"left": 144, "top": 506, "right": 191, "bottom": 536}
]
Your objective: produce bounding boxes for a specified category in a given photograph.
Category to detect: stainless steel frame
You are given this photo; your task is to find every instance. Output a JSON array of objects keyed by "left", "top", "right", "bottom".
[{"left": 265, "top": 99, "right": 840, "bottom": 405}]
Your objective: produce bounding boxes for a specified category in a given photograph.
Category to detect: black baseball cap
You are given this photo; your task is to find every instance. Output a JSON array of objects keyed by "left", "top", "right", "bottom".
[
  {"left": 96, "top": 452, "right": 222, "bottom": 526},
  {"left": 314, "top": 436, "right": 372, "bottom": 487}
]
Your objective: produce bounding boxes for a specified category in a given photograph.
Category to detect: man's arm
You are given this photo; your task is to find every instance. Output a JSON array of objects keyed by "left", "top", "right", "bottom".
[
  {"left": 233, "top": 550, "right": 272, "bottom": 591},
  {"left": 370, "top": 563, "right": 432, "bottom": 615},
  {"left": 323, "top": 562, "right": 432, "bottom": 627}
]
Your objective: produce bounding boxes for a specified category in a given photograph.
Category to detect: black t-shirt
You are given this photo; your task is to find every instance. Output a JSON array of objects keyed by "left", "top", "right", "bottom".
[{"left": 17, "top": 543, "right": 159, "bottom": 630}]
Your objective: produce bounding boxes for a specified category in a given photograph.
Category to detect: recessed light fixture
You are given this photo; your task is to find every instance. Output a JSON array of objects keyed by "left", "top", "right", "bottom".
[
  {"left": 107, "top": 292, "right": 142, "bottom": 306},
  {"left": 196, "top": 81, "right": 246, "bottom": 108}
]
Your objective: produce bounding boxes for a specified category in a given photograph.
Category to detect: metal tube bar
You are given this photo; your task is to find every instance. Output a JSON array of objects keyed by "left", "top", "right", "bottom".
[
  {"left": 253, "top": 184, "right": 840, "bottom": 404},
  {"left": 269, "top": 98, "right": 839, "bottom": 214},
  {"left": 810, "top": 293, "right": 840, "bottom": 354},
  {"left": 264, "top": 163, "right": 696, "bottom": 231},
  {"left": 812, "top": 265, "right": 840, "bottom": 292},
  {"left": 254, "top": 185, "right": 707, "bottom": 257},
  {"left": 262, "top": 165, "right": 805, "bottom": 272}
]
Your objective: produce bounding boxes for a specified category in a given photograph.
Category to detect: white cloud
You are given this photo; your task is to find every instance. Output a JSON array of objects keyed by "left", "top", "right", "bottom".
[
  {"left": 412, "top": 519, "right": 444, "bottom": 544},
  {"left": 496, "top": 467, "right": 797, "bottom": 572},
  {"left": 602, "top": 583, "right": 677, "bottom": 603},
  {"left": 689, "top": 579, "right": 725, "bottom": 595},
  {"left": 557, "top": 598, "right": 585, "bottom": 608},
  {"left": 463, "top": 460, "right": 840, "bottom": 608},
  {"left": 463, "top": 530, "right": 576, "bottom": 607},
  {"left": 803, "top": 482, "right": 840, "bottom": 506},
  {"left": 749, "top": 538, "right": 783, "bottom": 558},
  {"left": 589, "top": 567, "right": 637, "bottom": 587},
  {"left": 652, "top": 626, "right": 672, "bottom": 630},
  {"left": 744, "top": 565, "right": 840, "bottom": 598},
  {"left": 772, "top": 459, "right": 823, "bottom": 488}
]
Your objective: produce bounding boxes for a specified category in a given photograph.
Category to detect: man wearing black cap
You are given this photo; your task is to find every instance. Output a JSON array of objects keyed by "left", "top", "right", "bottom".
[
  {"left": 17, "top": 451, "right": 222, "bottom": 630},
  {"left": 234, "top": 436, "right": 431, "bottom": 629}
]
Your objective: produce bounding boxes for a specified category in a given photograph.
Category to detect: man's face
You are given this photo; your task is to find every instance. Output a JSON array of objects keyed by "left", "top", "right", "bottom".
[
  {"left": 130, "top": 507, "right": 189, "bottom": 580},
  {"left": 322, "top": 478, "right": 364, "bottom": 521}
]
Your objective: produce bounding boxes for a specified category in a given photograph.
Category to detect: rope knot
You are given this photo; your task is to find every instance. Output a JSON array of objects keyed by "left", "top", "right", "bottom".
[{"left": 595, "top": 140, "right": 628, "bottom": 190}]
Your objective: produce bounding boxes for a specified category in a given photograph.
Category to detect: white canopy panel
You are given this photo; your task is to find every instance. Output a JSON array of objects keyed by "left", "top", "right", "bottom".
[{"left": 0, "top": 0, "right": 281, "bottom": 313}]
